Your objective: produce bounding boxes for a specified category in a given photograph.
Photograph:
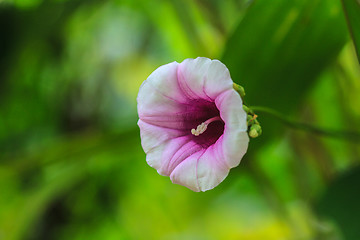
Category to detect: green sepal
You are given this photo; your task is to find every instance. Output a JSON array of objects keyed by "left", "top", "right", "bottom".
[{"left": 233, "top": 83, "right": 246, "bottom": 99}]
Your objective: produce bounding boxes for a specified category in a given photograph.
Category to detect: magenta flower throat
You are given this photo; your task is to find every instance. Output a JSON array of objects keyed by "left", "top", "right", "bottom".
[{"left": 137, "top": 57, "right": 249, "bottom": 192}]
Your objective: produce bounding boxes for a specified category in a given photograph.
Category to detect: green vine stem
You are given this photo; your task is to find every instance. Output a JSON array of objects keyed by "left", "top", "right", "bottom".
[{"left": 250, "top": 106, "right": 360, "bottom": 142}]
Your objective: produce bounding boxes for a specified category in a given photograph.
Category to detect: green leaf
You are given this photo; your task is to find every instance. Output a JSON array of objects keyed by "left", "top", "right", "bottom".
[
  {"left": 341, "top": 0, "right": 360, "bottom": 62},
  {"left": 221, "top": 0, "right": 348, "bottom": 145}
]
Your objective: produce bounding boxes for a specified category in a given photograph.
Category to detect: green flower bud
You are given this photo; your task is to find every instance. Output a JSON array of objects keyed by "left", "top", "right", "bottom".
[
  {"left": 249, "top": 124, "right": 262, "bottom": 138},
  {"left": 249, "top": 129, "right": 258, "bottom": 138}
]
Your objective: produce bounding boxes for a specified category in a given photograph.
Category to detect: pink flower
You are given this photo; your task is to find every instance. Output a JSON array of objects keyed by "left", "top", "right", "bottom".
[{"left": 137, "top": 57, "right": 249, "bottom": 192}]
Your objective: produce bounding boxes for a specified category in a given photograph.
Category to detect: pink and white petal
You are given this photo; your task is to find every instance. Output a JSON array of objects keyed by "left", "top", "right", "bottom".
[
  {"left": 170, "top": 150, "right": 206, "bottom": 192},
  {"left": 177, "top": 57, "right": 234, "bottom": 101},
  {"left": 141, "top": 61, "right": 188, "bottom": 103},
  {"left": 145, "top": 139, "right": 168, "bottom": 172},
  {"left": 196, "top": 143, "right": 230, "bottom": 191},
  {"left": 215, "top": 89, "right": 248, "bottom": 131},
  {"left": 140, "top": 113, "right": 188, "bottom": 130},
  {"left": 159, "top": 139, "right": 202, "bottom": 176},
  {"left": 222, "top": 130, "right": 249, "bottom": 168},
  {"left": 137, "top": 79, "right": 184, "bottom": 120},
  {"left": 204, "top": 60, "right": 234, "bottom": 99},
  {"left": 138, "top": 120, "right": 185, "bottom": 154},
  {"left": 215, "top": 89, "right": 249, "bottom": 168},
  {"left": 177, "top": 57, "right": 212, "bottom": 100}
]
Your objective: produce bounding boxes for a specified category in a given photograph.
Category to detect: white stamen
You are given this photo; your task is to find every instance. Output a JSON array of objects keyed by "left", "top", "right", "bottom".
[{"left": 191, "top": 116, "right": 222, "bottom": 136}]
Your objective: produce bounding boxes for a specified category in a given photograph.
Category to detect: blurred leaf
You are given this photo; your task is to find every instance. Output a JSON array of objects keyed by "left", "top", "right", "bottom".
[
  {"left": 0, "top": 129, "right": 140, "bottom": 240},
  {"left": 341, "top": 0, "right": 360, "bottom": 62},
  {"left": 316, "top": 165, "right": 360, "bottom": 240},
  {"left": 222, "top": 0, "right": 348, "bottom": 144}
]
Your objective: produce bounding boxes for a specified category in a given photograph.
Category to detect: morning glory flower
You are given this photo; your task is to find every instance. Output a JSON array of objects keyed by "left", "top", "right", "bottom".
[{"left": 137, "top": 57, "right": 249, "bottom": 192}]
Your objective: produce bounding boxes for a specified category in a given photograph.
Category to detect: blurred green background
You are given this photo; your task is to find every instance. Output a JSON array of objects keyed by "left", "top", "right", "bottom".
[{"left": 0, "top": 0, "right": 360, "bottom": 239}]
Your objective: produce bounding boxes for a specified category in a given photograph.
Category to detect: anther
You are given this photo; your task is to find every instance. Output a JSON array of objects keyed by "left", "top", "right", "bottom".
[{"left": 191, "top": 116, "right": 222, "bottom": 136}]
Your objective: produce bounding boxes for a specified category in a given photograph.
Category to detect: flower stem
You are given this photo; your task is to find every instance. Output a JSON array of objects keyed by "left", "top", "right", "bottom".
[{"left": 250, "top": 106, "right": 360, "bottom": 142}]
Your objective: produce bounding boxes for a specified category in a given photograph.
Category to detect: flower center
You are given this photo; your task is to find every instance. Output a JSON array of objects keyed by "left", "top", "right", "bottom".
[{"left": 191, "top": 116, "right": 222, "bottom": 136}]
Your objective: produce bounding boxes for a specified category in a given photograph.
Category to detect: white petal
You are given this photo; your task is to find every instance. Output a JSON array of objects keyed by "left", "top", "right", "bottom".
[
  {"left": 170, "top": 150, "right": 205, "bottom": 192},
  {"left": 137, "top": 79, "right": 183, "bottom": 120},
  {"left": 222, "top": 131, "right": 249, "bottom": 168},
  {"left": 147, "top": 136, "right": 202, "bottom": 176},
  {"left": 137, "top": 120, "right": 184, "bottom": 154},
  {"left": 137, "top": 61, "right": 188, "bottom": 121},
  {"left": 177, "top": 57, "right": 233, "bottom": 101},
  {"left": 159, "top": 139, "right": 202, "bottom": 176},
  {"left": 142, "top": 61, "right": 187, "bottom": 102},
  {"left": 215, "top": 89, "right": 247, "bottom": 131},
  {"left": 215, "top": 89, "right": 249, "bottom": 168},
  {"left": 204, "top": 60, "right": 234, "bottom": 99},
  {"left": 196, "top": 141, "right": 230, "bottom": 191}
]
